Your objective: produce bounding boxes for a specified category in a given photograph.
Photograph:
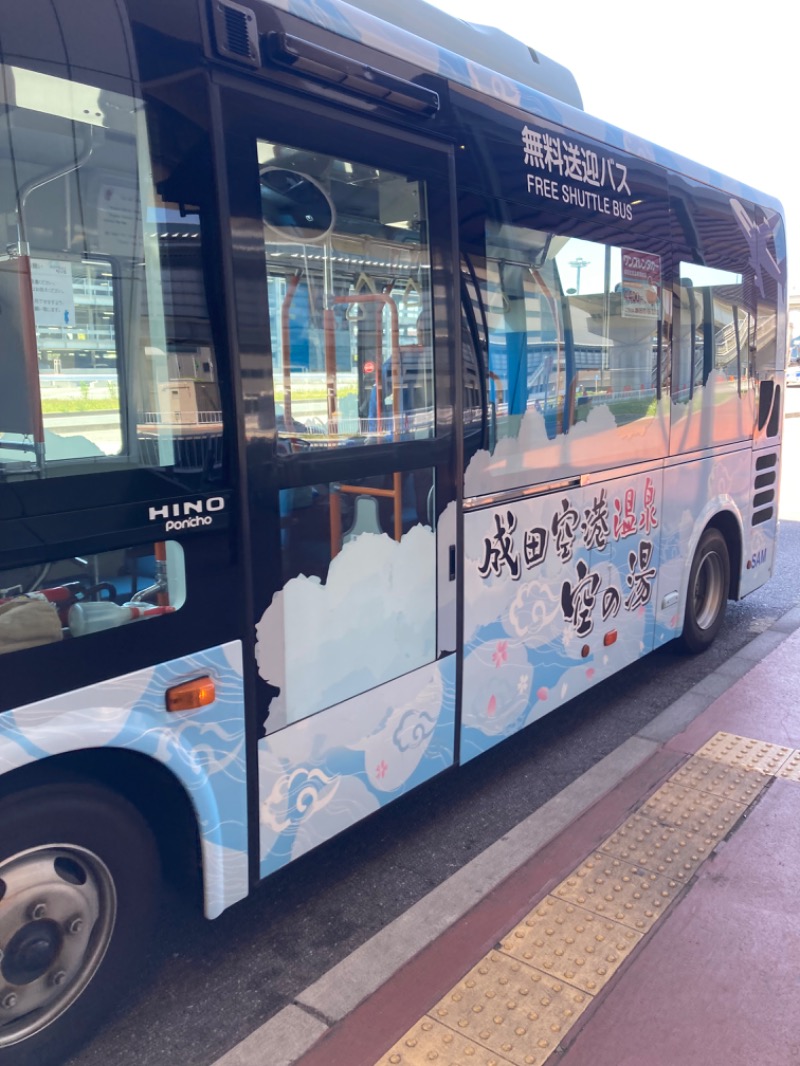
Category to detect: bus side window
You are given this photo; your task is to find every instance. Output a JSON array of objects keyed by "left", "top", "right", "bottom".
[
  {"left": 676, "top": 263, "right": 751, "bottom": 403},
  {"left": 479, "top": 223, "right": 663, "bottom": 448},
  {"left": 755, "top": 299, "right": 781, "bottom": 436},
  {"left": 459, "top": 264, "right": 487, "bottom": 464},
  {"left": 257, "top": 143, "right": 435, "bottom": 449},
  {"left": 481, "top": 220, "right": 570, "bottom": 443},
  {"left": 554, "top": 238, "right": 663, "bottom": 430},
  {"left": 0, "top": 543, "right": 186, "bottom": 654}
]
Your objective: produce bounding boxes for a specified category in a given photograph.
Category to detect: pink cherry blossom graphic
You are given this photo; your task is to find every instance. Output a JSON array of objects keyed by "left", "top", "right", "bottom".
[
  {"left": 487, "top": 694, "right": 497, "bottom": 718},
  {"left": 376, "top": 760, "right": 388, "bottom": 780},
  {"left": 492, "top": 640, "right": 508, "bottom": 667},
  {"left": 585, "top": 667, "right": 595, "bottom": 680},
  {"left": 537, "top": 686, "right": 549, "bottom": 701}
]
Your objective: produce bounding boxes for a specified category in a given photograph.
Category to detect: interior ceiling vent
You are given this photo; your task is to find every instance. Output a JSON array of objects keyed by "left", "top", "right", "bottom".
[{"left": 212, "top": 0, "right": 261, "bottom": 68}]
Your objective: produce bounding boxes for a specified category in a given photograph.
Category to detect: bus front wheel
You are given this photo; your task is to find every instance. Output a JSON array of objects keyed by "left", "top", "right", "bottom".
[
  {"left": 680, "top": 527, "right": 730, "bottom": 653},
  {"left": 0, "top": 781, "right": 159, "bottom": 1066}
]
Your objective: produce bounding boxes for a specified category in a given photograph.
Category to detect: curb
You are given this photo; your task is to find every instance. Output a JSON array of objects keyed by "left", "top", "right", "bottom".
[{"left": 211, "top": 604, "right": 800, "bottom": 1066}]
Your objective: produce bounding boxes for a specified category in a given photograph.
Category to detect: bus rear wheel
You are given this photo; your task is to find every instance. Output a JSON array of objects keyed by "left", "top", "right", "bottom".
[
  {"left": 0, "top": 781, "right": 159, "bottom": 1066},
  {"left": 680, "top": 527, "right": 730, "bottom": 653}
]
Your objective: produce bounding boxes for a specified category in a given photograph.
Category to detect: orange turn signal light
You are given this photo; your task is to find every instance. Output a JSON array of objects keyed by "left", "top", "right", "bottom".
[{"left": 166, "top": 676, "right": 216, "bottom": 712}]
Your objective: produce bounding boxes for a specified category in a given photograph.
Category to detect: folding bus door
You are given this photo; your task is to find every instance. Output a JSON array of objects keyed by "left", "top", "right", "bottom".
[{"left": 220, "top": 88, "right": 459, "bottom": 879}]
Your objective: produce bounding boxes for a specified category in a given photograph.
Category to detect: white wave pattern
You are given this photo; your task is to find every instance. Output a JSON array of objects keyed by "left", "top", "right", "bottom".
[
  {"left": 462, "top": 639, "right": 532, "bottom": 736},
  {"left": 290, "top": 776, "right": 380, "bottom": 862},
  {"left": 355, "top": 667, "right": 444, "bottom": 791},
  {"left": 260, "top": 765, "right": 341, "bottom": 834},
  {"left": 505, "top": 579, "right": 564, "bottom": 643},
  {"left": 257, "top": 658, "right": 454, "bottom": 871}
]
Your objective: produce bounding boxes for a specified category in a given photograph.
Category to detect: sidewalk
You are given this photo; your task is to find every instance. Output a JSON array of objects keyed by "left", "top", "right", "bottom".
[{"left": 215, "top": 605, "right": 800, "bottom": 1066}]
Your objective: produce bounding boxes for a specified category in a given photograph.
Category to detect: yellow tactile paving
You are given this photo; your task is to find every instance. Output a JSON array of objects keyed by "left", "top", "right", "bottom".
[
  {"left": 600, "top": 813, "right": 711, "bottom": 882},
  {"left": 553, "top": 852, "right": 682, "bottom": 933},
  {"left": 777, "top": 749, "right": 800, "bottom": 783},
  {"left": 377, "top": 1016, "right": 514, "bottom": 1065},
  {"left": 428, "top": 952, "right": 592, "bottom": 1066},
  {"left": 669, "top": 754, "right": 770, "bottom": 805},
  {"left": 499, "top": 896, "right": 641, "bottom": 994},
  {"left": 373, "top": 732, "right": 800, "bottom": 1066},
  {"left": 640, "top": 777, "right": 747, "bottom": 836},
  {"left": 692, "top": 732, "right": 793, "bottom": 776}
]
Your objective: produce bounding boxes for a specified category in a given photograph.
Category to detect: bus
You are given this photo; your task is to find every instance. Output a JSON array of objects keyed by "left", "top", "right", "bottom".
[{"left": 0, "top": 0, "right": 786, "bottom": 1060}]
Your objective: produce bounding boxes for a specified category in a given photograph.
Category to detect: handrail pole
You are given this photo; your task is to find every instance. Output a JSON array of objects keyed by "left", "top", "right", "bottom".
[{"left": 280, "top": 272, "right": 302, "bottom": 426}]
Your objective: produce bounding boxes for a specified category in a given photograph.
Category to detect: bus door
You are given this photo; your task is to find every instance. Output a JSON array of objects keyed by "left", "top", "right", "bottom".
[{"left": 220, "top": 91, "right": 459, "bottom": 879}]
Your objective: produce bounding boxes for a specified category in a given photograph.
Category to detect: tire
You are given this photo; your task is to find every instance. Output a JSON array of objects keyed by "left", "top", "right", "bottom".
[
  {"left": 0, "top": 781, "right": 159, "bottom": 1066},
  {"left": 680, "top": 527, "right": 730, "bottom": 653}
]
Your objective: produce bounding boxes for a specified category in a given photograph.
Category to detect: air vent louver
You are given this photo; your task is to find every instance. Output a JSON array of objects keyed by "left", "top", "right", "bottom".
[
  {"left": 751, "top": 452, "right": 777, "bottom": 526},
  {"left": 212, "top": 0, "right": 260, "bottom": 68}
]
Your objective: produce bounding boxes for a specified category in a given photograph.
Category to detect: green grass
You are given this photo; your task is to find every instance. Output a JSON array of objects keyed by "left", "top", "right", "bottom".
[
  {"left": 42, "top": 388, "right": 357, "bottom": 414},
  {"left": 606, "top": 397, "right": 659, "bottom": 421},
  {"left": 574, "top": 395, "right": 659, "bottom": 425},
  {"left": 275, "top": 387, "right": 358, "bottom": 403},
  {"left": 42, "top": 398, "right": 118, "bottom": 413}
]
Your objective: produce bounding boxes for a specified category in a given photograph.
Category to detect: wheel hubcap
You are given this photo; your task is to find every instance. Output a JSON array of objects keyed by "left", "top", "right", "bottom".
[
  {"left": 3, "top": 920, "right": 64, "bottom": 986},
  {"left": 0, "top": 846, "right": 116, "bottom": 1047}
]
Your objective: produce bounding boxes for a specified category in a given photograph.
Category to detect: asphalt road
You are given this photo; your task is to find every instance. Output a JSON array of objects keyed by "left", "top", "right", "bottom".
[{"left": 69, "top": 414, "right": 800, "bottom": 1066}]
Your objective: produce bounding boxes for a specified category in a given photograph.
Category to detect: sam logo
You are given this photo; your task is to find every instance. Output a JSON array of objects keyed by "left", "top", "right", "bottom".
[
  {"left": 748, "top": 547, "right": 768, "bottom": 569},
  {"left": 148, "top": 497, "right": 225, "bottom": 531}
]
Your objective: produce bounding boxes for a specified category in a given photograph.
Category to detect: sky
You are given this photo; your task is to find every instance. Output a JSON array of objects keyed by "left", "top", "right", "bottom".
[{"left": 429, "top": 0, "right": 798, "bottom": 296}]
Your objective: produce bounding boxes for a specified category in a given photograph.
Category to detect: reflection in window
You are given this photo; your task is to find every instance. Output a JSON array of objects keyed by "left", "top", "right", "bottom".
[
  {"left": 0, "top": 64, "right": 222, "bottom": 479},
  {"left": 460, "top": 300, "right": 486, "bottom": 464},
  {"left": 755, "top": 299, "right": 780, "bottom": 435},
  {"left": 30, "top": 258, "right": 122, "bottom": 457},
  {"left": 279, "top": 465, "right": 435, "bottom": 581},
  {"left": 480, "top": 225, "right": 662, "bottom": 445},
  {"left": 0, "top": 542, "right": 185, "bottom": 655},
  {"left": 675, "top": 263, "right": 750, "bottom": 403},
  {"left": 258, "top": 141, "right": 434, "bottom": 447}
]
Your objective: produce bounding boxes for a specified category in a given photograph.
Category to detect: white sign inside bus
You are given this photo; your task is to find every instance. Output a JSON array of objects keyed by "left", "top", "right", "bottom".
[
  {"left": 621, "top": 248, "right": 662, "bottom": 319},
  {"left": 30, "top": 258, "right": 76, "bottom": 328}
]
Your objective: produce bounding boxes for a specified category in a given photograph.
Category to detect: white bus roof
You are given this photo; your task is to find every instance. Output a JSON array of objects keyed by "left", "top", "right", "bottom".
[{"left": 334, "top": 0, "right": 582, "bottom": 109}]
